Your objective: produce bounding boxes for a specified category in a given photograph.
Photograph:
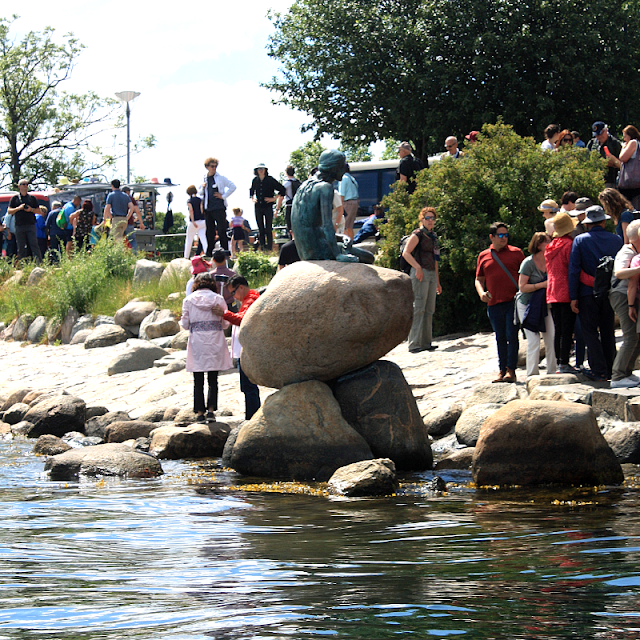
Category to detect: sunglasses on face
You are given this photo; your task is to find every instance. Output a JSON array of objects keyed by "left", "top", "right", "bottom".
[
  {"left": 562, "top": 137, "right": 572, "bottom": 143},
  {"left": 494, "top": 232, "right": 509, "bottom": 238},
  {"left": 424, "top": 216, "right": 436, "bottom": 220},
  {"left": 445, "top": 144, "right": 455, "bottom": 148},
  {"left": 207, "top": 163, "right": 217, "bottom": 168}
]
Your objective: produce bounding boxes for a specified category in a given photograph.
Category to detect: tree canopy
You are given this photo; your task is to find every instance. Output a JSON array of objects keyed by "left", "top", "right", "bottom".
[
  {"left": 266, "top": 0, "right": 640, "bottom": 161},
  {"left": 0, "top": 17, "right": 153, "bottom": 189}
]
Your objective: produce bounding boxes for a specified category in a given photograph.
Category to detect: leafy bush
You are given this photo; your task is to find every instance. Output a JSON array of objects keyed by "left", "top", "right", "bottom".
[
  {"left": 378, "top": 121, "right": 607, "bottom": 335},
  {"left": 234, "top": 251, "right": 277, "bottom": 288},
  {"left": 154, "top": 211, "right": 187, "bottom": 257}
]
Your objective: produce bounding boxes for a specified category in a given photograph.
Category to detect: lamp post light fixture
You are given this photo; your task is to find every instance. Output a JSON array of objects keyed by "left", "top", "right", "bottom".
[{"left": 115, "top": 91, "right": 141, "bottom": 184}]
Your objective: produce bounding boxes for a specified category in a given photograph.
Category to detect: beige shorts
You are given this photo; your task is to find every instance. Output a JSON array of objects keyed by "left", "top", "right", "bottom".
[{"left": 343, "top": 199, "right": 359, "bottom": 229}]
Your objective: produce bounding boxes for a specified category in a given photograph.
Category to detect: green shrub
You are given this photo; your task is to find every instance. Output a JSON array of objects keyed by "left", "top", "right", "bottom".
[
  {"left": 155, "top": 211, "right": 187, "bottom": 258},
  {"left": 378, "top": 121, "right": 607, "bottom": 335},
  {"left": 234, "top": 251, "right": 277, "bottom": 288}
]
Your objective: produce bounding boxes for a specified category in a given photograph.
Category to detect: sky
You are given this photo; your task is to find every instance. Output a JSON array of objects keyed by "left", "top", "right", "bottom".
[{"left": 5, "top": 0, "right": 373, "bottom": 224}]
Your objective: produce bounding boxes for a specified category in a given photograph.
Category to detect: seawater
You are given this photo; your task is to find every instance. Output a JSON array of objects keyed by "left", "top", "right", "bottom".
[{"left": 1, "top": 438, "right": 640, "bottom": 639}]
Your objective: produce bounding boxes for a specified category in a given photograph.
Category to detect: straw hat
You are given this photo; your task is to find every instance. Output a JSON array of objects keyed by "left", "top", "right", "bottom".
[
  {"left": 538, "top": 199, "right": 559, "bottom": 213},
  {"left": 552, "top": 212, "right": 576, "bottom": 238}
]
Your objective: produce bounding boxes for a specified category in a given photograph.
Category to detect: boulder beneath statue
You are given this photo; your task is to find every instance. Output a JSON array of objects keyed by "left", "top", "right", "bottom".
[
  {"left": 239, "top": 261, "right": 413, "bottom": 388},
  {"left": 333, "top": 360, "right": 432, "bottom": 470},
  {"left": 223, "top": 380, "right": 373, "bottom": 481},
  {"left": 472, "top": 400, "right": 623, "bottom": 487}
]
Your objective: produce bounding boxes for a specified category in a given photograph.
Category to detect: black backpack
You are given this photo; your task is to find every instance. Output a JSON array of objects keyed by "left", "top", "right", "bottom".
[
  {"left": 287, "top": 178, "right": 301, "bottom": 203},
  {"left": 397, "top": 232, "right": 421, "bottom": 274},
  {"left": 593, "top": 255, "right": 616, "bottom": 299}
]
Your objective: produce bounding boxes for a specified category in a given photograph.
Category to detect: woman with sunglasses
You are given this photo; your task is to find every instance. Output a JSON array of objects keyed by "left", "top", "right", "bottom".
[
  {"left": 402, "top": 207, "right": 441, "bottom": 353},
  {"left": 554, "top": 129, "right": 574, "bottom": 150},
  {"left": 617, "top": 125, "right": 640, "bottom": 210}
]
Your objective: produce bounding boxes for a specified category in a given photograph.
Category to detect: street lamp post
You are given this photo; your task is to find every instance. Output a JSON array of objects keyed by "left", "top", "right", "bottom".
[{"left": 115, "top": 91, "right": 141, "bottom": 184}]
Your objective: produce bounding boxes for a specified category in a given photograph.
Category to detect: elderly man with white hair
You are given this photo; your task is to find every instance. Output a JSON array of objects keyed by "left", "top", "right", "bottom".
[
  {"left": 442, "top": 136, "right": 464, "bottom": 159},
  {"left": 610, "top": 219, "right": 640, "bottom": 387}
]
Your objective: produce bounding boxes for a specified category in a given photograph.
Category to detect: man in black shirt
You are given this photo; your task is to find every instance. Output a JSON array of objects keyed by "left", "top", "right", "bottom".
[
  {"left": 8, "top": 179, "right": 42, "bottom": 262},
  {"left": 396, "top": 142, "right": 424, "bottom": 195},
  {"left": 250, "top": 163, "right": 285, "bottom": 251},
  {"left": 586, "top": 121, "right": 622, "bottom": 189},
  {"left": 200, "top": 157, "right": 236, "bottom": 255}
]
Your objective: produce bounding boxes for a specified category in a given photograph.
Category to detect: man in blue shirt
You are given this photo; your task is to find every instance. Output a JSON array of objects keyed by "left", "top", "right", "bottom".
[
  {"left": 568, "top": 205, "right": 623, "bottom": 380},
  {"left": 104, "top": 179, "right": 133, "bottom": 241},
  {"left": 60, "top": 195, "right": 81, "bottom": 256},
  {"left": 339, "top": 163, "right": 359, "bottom": 240},
  {"left": 353, "top": 205, "right": 384, "bottom": 244}
]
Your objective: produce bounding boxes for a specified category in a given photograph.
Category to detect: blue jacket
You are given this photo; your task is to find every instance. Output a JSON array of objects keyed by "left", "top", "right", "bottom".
[
  {"left": 45, "top": 209, "right": 63, "bottom": 237},
  {"left": 568, "top": 225, "right": 623, "bottom": 299}
]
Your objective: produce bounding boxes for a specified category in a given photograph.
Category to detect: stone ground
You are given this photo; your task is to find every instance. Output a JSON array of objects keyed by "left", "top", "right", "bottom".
[{"left": 0, "top": 331, "right": 504, "bottom": 419}]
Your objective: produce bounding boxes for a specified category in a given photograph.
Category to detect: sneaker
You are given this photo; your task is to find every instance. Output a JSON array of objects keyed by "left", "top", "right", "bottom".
[
  {"left": 610, "top": 376, "right": 640, "bottom": 389},
  {"left": 206, "top": 411, "right": 216, "bottom": 422},
  {"left": 195, "top": 414, "right": 206, "bottom": 423},
  {"left": 409, "top": 347, "right": 428, "bottom": 354},
  {"left": 426, "top": 345, "right": 438, "bottom": 351},
  {"left": 628, "top": 373, "right": 640, "bottom": 383},
  {"left": 557, "top": 364, "right": 580, "bottom": 374}
]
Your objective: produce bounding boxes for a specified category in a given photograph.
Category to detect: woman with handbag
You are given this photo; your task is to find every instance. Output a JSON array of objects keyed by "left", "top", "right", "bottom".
[
  {"left": 517, "top": 231, "right": 557, "bottom": 380},
  {"left": 599, "top": 187, "right": 634, "bottom": 243},
  {"left": 617, "top": 125, "right": 640, "bottom": 211}
]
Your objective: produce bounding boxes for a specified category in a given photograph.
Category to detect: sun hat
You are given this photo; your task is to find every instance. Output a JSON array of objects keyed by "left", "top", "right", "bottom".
[
  {"left": 397, "top": 141, "right": 413, "bottom": 152},
  {"left": 582, "top": 205, "right": 610, "bottom": 224},
  {"left": 191, "top": 255, "right": 210, "bottom": 275},
  {"left": 255, "top": 163, "right": 267, "bottom": 170},
  {"left": 465, "top": 131, "right": 479, "bottom": 142},
  {"left": 552, "top": 212, "right": 576, "bottom": 238},
  {"left": 538, "top": 199, "right": 559, "bottom": 213},
  {"left": 571, "top": 197, "right": 593, "bottom": 215}
]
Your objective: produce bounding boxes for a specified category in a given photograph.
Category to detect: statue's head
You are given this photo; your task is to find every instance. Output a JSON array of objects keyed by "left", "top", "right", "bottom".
[{"left": 317, "top": 149, "right": 346, "bottom": 181}]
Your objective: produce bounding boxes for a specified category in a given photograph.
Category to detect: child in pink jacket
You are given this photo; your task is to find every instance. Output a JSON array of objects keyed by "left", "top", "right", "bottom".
[{"left": 180, "top": 272, "right": 232, "bottom": 422}]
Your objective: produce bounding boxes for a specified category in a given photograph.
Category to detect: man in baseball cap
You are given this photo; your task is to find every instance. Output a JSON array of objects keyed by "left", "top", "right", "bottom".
[{"left": 587, "top": 122, "right": 622, "bottom": 188}]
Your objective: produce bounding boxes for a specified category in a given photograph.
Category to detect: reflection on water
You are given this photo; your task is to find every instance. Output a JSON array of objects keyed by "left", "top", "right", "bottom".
[{"left": 1, "top": 438, "right": 639, "bottom": 639}]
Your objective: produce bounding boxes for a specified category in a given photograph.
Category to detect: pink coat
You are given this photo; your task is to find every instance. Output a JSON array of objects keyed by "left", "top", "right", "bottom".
[{"left": 180, "top": 289, "right": 232, "bottom": 373}]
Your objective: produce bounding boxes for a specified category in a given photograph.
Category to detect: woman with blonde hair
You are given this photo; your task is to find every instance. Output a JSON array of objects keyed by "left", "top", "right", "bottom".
[
  {"left": 618, "top": 125, "right": 640, "bottom": 209},
  {"left": 184, "top": 184, "right": 207, "bottom": 259},
  {"left": 402, "top": 207, "right": 441, "bottom": 353},
  {"left": 599, "top": 187, "right": 634, "bottom": 243},
  {"left": 517, "top": 231, "right": 556, "bottom": 379}
]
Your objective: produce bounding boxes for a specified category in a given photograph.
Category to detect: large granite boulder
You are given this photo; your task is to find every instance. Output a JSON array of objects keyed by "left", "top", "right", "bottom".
[
  {"left": 472, "top": 400, "right": 623, "bottom": 486},
  {"left": 149, "top": 422, "right": 230, "bottom": 459},
  {"left": 333, "top": 360, "right": 432, "bottom": 470},
  {"left": 328, "top": 458, "right": 398, "bottom": 497},
  {"left": 170, "top": 330, "right": 189, "bottom": 350},
  {"left": 85, "top": 411, "right": 131, "bottom": 439},
  {"left": 27, "top": 316, "right": 47, "bottom": 344},
  {"left": 106, "top": 339, "right": 168, "bottom": 375},
  {"left": 465, "top": 383, "right": 521, "bottom": 408},
  {"left": 44, "top": 443, "right": 163, "bottom": 480},
  {"left": 104, "top": 420, "right": 156, "bottom": 443},
  {"left": 455, "top": 404, "right": 502, "bottom": 447},
  {"left": 3, "top": 403, "right": 30, "bottom": 425},
  {"left": 114, "top": 301, "right": 157, "bottom": 328},
  {"left": 46, "top": 317, "right": 62, "bottom": 343},
  {"left": 133, "top": 259, "right": 165, "bottom": 286},
  {"left": 604, "top": 424, "right": 640, "bottom": 464},
  {"left": 423, "top": 403, "right": 464, "bottom": 437},
  {"left": 434, "top": 448, "right": 475, "bottom": 470},
  {"left": 13, "top": 313, "right": 34, "bottom": 341},
  {"left": 84, "top": 324, "right": 130, "bottom": 349},
  {"left": 70, "top": 314, "right": 94, "bottom": 341},
  {"left": 70, "top": 329, "right": 92, "bottom": 345},
  {"left": 158, "top": 258, "right": 191, "bottom": 286},
  {"left": 33, "top": 434, "right": 72, "bottom": 456},
  {"left": 22, "top": 395, "right": 87, "bottom": 438},
  {"left": 1, "top": 389, "right": 32, "bottom": 412},
  {"left": 239, "top": 261, "right": 413, "bottom": 388},
  {"left": 139, "top": 309, "right": 180, "bottom": 340},
  {"left": 223, "top": 380, "right": 373, "bottom": 481},
  {"left": 26, "top": 267, "right": 46, "bottom": 287}
]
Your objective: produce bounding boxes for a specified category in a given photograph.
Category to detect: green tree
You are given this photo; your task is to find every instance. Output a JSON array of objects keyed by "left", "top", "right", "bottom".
[
  {"left": 0, "top": 17, "right": 153, "bottom": 189},
  {"left": 380, "top": 139, "right": 401, "bottom": 161},
  {"left": 288, "top": 140, "right": 326, "bottom": 180},
  {"left": 266, "top": 0, "right": 640, "bottom": 159},
  {"left": 378, "top": 122, "right": 607, "bottom": 335},
  {"left": 338, "top": 142, "right": 372, "bottom": 162}
]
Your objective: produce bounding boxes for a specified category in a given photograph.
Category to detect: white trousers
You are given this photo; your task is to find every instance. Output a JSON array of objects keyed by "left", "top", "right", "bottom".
[
  {"left": 517, "top": 300, "right": 557, "bottom": 378},
  {"left": 184, "top": 220, "right": 208, "bottom": 259}
]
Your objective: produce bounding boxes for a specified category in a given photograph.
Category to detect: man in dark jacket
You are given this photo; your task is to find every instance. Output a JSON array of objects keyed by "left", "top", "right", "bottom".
[
  {"left": 250, "top": 163, "right": 285, "bottom": 251},
  {"left": 8, "top": 179, "right": 42, "bottom": 262},
  {"left": 568, "top": 205, "right": 623, "bottom": 380}
]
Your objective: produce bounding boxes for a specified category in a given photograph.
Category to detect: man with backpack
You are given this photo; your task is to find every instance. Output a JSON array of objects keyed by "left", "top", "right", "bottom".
[
  {"left": 475, "top": 222, "right": 524, "bottom": 383},
  {"left": 568, "top": 205, "right": 623, "bottom": 381},
  {"left": 59, "top": 195, "right": 81, "bottom": 257},
  {"left": 396, "top": 142, "right": 424, "bottom": 195},
  {"left": 282, "top": 166, "right": 301, "bottom": 234}
]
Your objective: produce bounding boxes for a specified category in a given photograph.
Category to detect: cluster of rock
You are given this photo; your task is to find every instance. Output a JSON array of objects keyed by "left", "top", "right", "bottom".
[
  {"left": 221, "top": 260, "right": 432, "bottom": 490},
  {"left": 0, "top": 258, "right": 195, "bottom": 375},
  {"left": 0, "top": 385, "right": 237, "bottom": 480},
  {"left": 426, "top": 373, "right": 633, "bottom": 486}
]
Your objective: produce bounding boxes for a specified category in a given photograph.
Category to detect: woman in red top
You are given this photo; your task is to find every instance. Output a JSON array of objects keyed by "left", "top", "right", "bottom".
[{"left": 545, "top": 212, "right": 577, "bottom": 373}]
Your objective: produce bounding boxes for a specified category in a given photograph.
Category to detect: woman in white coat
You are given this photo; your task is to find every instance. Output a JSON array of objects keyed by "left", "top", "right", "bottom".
[{"left": 180, "top": 272, "right": 232, "bottom": 421}]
